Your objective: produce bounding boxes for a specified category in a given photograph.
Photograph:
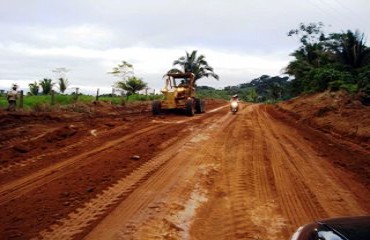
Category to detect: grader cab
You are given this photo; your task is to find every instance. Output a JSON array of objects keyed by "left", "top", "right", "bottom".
[{"left": 152, "top": 72, "right": 205, "bottom": 116}]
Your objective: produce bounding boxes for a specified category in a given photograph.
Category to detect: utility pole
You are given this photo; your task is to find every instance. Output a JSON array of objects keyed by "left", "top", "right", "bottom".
[
  {"left": 75, "top": 87, "right": 79, "bottom": 101},
  {"left": 96, "top": 88, "right": 100, "bottom": 101}
]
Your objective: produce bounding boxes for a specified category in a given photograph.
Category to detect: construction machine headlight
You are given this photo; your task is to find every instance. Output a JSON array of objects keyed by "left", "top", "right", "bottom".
[
  {"left": 231, "top": 101, "right": 238, "bottom": 108},
  {"left": 176, "top": 87, "right": 185, "bottom": 92}
]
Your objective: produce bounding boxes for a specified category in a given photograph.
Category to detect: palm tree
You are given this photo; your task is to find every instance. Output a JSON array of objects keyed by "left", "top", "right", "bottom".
[
  {"left": 39, "top": 78, "right": 54, "bottom": 95},
  {"left": 58, "top": 78, "right": 69, "bottom": 93},
  {"left": 330, "top": 30, "right": 370, "bottom": 69},
  {"left": 29, "top": 81, "right": 39, "bottom": 95},
  {"left": 115, "top": 76, "right": 147, "bottom": 96},
  {"left": 170, "top": 50, "right": 219, "bottom": 82}
]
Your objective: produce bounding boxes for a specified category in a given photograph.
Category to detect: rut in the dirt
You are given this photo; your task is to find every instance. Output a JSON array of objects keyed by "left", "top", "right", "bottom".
[{"left": 0, "top": 102, "right": 369, "bottom": 240}]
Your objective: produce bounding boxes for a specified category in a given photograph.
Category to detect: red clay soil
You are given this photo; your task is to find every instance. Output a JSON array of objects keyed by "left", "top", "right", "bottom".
[
  {"left": 0, "top": 99, "right": 226, "bottom": 239},
  {"left": 0, "top": 97, "right": 369, "bottom": 240},
  {"left": 267, "top": 106, "right": 370, "bottom": 187},
  {"left": 277, "top": 91, "right": 370, "bottom": 148}
]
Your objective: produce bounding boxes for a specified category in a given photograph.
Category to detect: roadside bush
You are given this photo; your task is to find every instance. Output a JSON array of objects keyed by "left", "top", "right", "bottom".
[
  {"left": 32, "top": 102, "right": 53, "bottom": 112},
  {"left": 329, "top": 80, "right": 357, "bottom": 93},
  {"left": 0, "top": 97, "right": 7, "bottom": 108},
  {"left": 307, "top": 68, "right": 352, "bottom": 92}
]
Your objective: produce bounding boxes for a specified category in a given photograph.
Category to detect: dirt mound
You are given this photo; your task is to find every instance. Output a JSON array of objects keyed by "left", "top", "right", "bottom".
[{"left": 277, "top": 91, "right": 370, "bottom": 147}]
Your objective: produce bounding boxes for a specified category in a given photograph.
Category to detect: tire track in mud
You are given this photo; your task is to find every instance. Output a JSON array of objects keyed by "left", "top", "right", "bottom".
[
  {"left": 194, "top": 105, "right": 326, "bottom": 239},
  {"left": 188, "top": 112, "right": 239, "bottom": 240},
  {"left": 185, "top": 113, "right": 237, "bottom": 240},
  {"left": 192, "top": 105, "right": 277, "bottom": 239},
  {"left": 0, "top": 114, "right": 152, "bottom": 175},
  {"left": 248, "top": 105, "right": 370, "bottom": 236},
  {"left": 38, "top": 147, "right": 173, "bottom": 240},
  {"left": 1, "top": 128, "right": 52, "bottom": 149},
  {"left": 85, "top": 112, "right": 228, "bottom": 240},
  {"left": 36, "top": 111, "right": 227, "bottom": 240},
  {"left": 0, "top": 123, "right": 170, "bottom": 205},
  {"left": 1, "top": 123, "right": 68, "bottom": 147},
  {"left": 189, "top": 105, "right": 287, "bottom": 239},
  {"left": 224, "top": 112, "right": 257, "bottom": 239},
  {"left": 259, "top": 106, "right": 369, "bottom": 221},
  {"left": 255, "top": 107, "right": 323, "bottom": 229},
  {"left": 118, "top": 154, "right": 219, "bottom": 240},
  {"left": 224, "top": 105, "right": 287, "bottom": 239},
  {"left": 247, "top": 106, "right": 290, "bottom": 239},
  {"left": 4, "top": 103, "right": 368, "bottom": 239},
  {"left": 280, "top": 135, "right": 370, "bottom": 215},
  {"left": 0, "top": 125, "right": 119, "bottom": 175}
]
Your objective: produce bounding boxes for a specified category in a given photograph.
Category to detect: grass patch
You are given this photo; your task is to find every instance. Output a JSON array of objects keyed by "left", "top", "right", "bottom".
[{"left": 0, "top": 93, "right": 163, "bottom": 110}]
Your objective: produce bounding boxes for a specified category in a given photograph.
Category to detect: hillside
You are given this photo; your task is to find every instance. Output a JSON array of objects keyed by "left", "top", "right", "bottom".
[{"left": 276, "top": 91, "right": 370, "bottom": 148}]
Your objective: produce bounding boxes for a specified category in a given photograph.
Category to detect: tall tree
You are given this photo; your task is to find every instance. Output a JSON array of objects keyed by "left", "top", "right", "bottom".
[
  {"left": 285, "top": 22, "right": 328, "bottom": 93},
  {"left": 170, "top": 50, "right": 219, "bottom": 82},
  {"left": 329, "top": 30, "right": 370, "bottom": 70},
  {"left": 108, "top": 61, "right": 134, "bottom": 81},
  {"left": 285, "top": 22, "right": 370, "bottom": 94},
  {"left": 109, "top": 61, "right": 147, "bottom": 97},
  {"left": 39, "top": 78, "right": 54, "bottom": 95},
  {"left": 29, "top": 81, "right": 39, "bottom": 95}
]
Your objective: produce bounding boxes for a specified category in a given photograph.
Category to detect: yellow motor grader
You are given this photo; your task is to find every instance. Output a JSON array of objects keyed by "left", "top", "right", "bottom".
[{"left": 152, "top": 72, "right": 205, "bottom": 116}]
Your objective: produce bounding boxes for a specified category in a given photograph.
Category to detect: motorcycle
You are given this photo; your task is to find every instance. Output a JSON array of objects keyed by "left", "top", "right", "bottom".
[{"left": 230, "top": 101, "right": 239, "bottom": 114}]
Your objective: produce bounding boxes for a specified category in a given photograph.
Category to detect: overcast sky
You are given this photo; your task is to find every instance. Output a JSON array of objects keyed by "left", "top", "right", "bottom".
[{"left": 1, "top": 0, "right": 369, "bottom": 94}]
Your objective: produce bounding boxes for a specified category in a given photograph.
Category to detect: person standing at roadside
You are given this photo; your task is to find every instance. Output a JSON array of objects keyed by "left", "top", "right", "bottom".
[{"left": 6, "top": 84, "right": 19, "bottom": 111}]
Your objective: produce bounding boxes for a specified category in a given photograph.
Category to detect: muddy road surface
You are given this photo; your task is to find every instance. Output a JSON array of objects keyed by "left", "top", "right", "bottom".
[{"left": 0, "top": 102, "right": 369, "bottom": 239}]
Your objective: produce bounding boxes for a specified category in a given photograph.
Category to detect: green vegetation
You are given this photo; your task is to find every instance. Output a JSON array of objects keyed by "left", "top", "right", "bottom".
[
  {"left": 196, "top": 75, "right": 292, "bottom": 103},
  {"left": 0, "top": 96, "right": 7, "bottom": 107},
  {"left": 0, "top": 60, "right": 158, "bottom": 111},
  {"left": 196, "top": 86, "right": 230, "bottom": 100},
  {"left": 0, "top": 94, "right": 91, "bottom": 110},
  {"left": 286, "top": 22, "right": 370, "bottom": 98},
  {"left": 109, "top": 61, "right": 148, "bottom": 96},
  {"left": 58, "top": 78, "right": 69, "bottom": 93},
  {"left": 197, "top": 23, "right": 370, "bottom": 104},
  {"left": 0, "top": 93, "right": 161, "bottom": 110},
  {"left": 28, "top": 81, "right": 40, "bottom": 96},
  {"left": 114, "top": 77, "right": 148, "bottom": 96},
  {"left": 39, "top": 78, "right": 55, "bottom": 95}
]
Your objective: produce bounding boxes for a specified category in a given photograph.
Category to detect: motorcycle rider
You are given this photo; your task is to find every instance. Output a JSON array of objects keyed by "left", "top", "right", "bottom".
[
  {"left": 230, "top": 94, "right": 239, "bottom": 103},
  {"left": 230, "top": 94, "right": 240, "bottom": 112}
]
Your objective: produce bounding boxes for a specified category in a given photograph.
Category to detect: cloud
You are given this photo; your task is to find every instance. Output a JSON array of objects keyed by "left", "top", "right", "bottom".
[
  {"left": 0, "top": 41, "right": 289, "bottom": 93},
  {"left": 0, "top": 24, "right": 116, "bottom": 49},
  {"left": 0, "top": 0, "right": 369, "bottom": 94}
]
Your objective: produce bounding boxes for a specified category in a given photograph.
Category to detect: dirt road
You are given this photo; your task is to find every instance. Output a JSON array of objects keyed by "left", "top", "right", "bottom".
[{"left": 0, "top": 102, "right": 369, "bottom": 239}]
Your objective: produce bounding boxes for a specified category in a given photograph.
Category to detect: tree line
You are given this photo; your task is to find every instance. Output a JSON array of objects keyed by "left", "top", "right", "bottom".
[
  {"left": 198, "top": 22, "right": 370, "bottom": 103},
  {"left": 286, "top": 22, "right": 370, "bottom": 99},
  {"left": 28, "top": 78, "right": 69, "bottom": 95},
  {"left": 196, "top": 75, "right": 292, "bottom": 103}
]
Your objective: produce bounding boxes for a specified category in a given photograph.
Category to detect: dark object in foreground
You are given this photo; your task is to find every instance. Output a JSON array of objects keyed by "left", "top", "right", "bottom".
[{"left": 291, "top": 216, "right": 370, "bottom": 240}]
